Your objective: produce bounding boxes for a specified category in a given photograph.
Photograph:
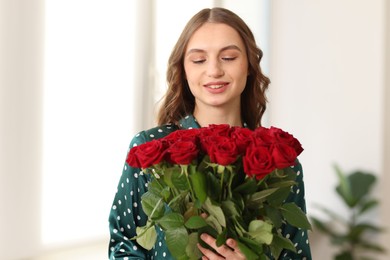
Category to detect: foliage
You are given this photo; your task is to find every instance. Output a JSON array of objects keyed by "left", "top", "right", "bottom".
[
  {"left": 311, "top": 165, "right": 386, "bottom": 260},
  {"left": 126, "top": 124, "right": 312, "bottom": 259}
]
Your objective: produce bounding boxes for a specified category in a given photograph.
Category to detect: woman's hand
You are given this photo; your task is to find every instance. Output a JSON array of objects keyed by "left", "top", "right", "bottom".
[{"left": 197, "top": 233, "right": 246, "bottom": 260}]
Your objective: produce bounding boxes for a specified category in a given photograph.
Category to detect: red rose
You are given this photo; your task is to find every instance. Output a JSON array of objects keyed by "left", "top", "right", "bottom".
[
  {"left": 163, "top": 128, "right": 201, "bottom": 145},
  {"left": 200, "top": 124, "right": 232, "bottom": 138},
  {"left": 130, "top": 139, "right": 167, "bottom": 168},
  {"left": 167, "top": 140, "right": 199, "bottom": 165},
  {"left": 252, "top": 127, "right": 274, "bottom": 147},
  {"left": 269, "top": 127, "right": 303, "bottom": 156},
  {"left": 200, "top": 135, "right": 239, "bottom": 165},
  {"left": 243, "top": 145, "right": 275, "bottom": 179},
  {"left": 271, "top": 143, "right": 297, "bottom": 169},
  {"left": 230, "top": 127, "right": 254, "bottom": 154},
  {"left": 126, "top": 146, "right": 141, "bottom": 168}
]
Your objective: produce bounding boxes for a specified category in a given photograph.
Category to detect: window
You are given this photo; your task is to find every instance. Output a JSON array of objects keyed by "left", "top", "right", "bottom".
[
  {"left": 42, "top": 0, "right": 269, "bottom": 249},
  {"left": 42, "top": 0, "right": 136, "bottom": 245}
]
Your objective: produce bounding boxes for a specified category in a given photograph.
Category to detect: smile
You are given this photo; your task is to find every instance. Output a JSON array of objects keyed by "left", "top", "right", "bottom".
[{"left": 208, "top": 84, "right": 225, "bottom": 89}]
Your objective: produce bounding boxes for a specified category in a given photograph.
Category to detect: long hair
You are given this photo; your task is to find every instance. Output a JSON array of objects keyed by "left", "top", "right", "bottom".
[{"left": 156, "top": 7, "right": 270, "bottom": 129}]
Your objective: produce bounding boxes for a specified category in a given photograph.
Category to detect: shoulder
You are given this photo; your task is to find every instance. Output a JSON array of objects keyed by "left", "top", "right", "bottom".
[{"left": 128, "top": 124, "right": 179, "bottom": 148}]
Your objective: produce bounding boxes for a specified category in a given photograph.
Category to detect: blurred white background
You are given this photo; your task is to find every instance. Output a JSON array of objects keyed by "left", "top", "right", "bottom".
[{"left": 1, "top": 0, "right": 389, "bottom": 259}]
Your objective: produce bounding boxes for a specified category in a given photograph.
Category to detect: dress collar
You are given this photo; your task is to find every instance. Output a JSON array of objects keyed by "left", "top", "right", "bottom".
[
  {"left": 178, "top": 115, "right": 248, "bottom": 129},
  {"left": 178, "top": 115, "right": 201, "bottom": 129}
]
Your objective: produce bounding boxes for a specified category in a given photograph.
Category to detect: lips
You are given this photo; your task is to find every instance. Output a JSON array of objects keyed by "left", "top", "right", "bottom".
[
  {"left": 204, "top": 82, "right": 229, "bottom": 89},
  {"left": 208, "top": 84, "right": 225, "bottom": 89},
  {"left": 203, "top": 82, "right": 229, "bottom": 94}
]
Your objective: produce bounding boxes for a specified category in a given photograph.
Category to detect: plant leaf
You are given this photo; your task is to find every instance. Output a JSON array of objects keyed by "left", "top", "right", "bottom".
[
  {"left": 157, "top": 212, "right": 184, "bottom": 230},
  {"left": 203, "top": 197, "right": 226, "bottom": 228},
  {"left": 186, "top": 232, "right": 203, "bottom": 260},
  {"left": 165, "top": 226, "right": 189, "bottom": 259},
  {"left": 348, "top": 171, "right": 376, "bottom": 207},
  {"left": 237, "top": 240, "right": 262, "bottom": 260},
  {"left": 264, "top": 205, "right": 283, "bottom": 229},
  {"left": 247, "top": 220, "right": 273, "bottom": 245},
  {"left": 266, "top": 187, "right": 292, "bottom": 207},
  {"left": 190, "top": 170, "right": 207, "bottom": 203},
  {"left": 334, "top": 164, "right": 354, "bottom": 207},
  {"left": 280, "top": 203, "right": 312, "bottom": 230},
  {"left": 140, "top": 192, "right": 165, "bottom": 219},
  {"left": 358, "top": 199, "right": 379, "bottom": 216},
  {"left": 135, "top": 225, "right": 157, "bottom": 250},
  {"left": 247, "top": 188, "right": 279, "bottom": 208},
  {"left": 310, "top": 216, "right": 338, "bottom": 237},
  {"left": 270, "top": 233, "right": 297, "bottom": 259},
  {"left": 185, "top": 215, "right": 208, "bottom": 229},
  {"left": 233, "top": 178, "right": 258, "bottom": 194}
]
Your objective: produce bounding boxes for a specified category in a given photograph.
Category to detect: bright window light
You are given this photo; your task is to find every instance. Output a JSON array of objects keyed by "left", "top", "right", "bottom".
[{"left": 42, "top": 0, "right": 136, "bottom": 246}]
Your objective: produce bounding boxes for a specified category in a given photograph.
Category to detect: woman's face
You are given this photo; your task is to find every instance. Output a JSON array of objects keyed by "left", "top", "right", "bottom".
[{"left": 184, "top": 22, "right": 248, "bottom": 112}]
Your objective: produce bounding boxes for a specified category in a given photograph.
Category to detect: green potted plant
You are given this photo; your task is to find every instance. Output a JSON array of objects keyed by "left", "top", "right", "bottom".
[{"left": 311, "top": 165, "right": 386, "bottom": 260}]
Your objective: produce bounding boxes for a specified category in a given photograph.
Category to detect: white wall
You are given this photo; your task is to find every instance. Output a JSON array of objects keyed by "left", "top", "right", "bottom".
[
  {"left": 269, "top": 0, "right": 389, "bottom": 259},
  {"left": 0, "top": 0, "right": 44, "bottom": 258}
]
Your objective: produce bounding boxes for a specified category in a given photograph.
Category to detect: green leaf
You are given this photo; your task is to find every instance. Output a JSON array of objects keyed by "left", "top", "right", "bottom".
[
  {"left": 140, "top": 192, "right": 165, "bottom": 219},
  {"left": 248, "top": 220, "right": 273, "bottom": 245},
  {"left": 165, "top": 226, "right": 189, "bottom": 259},
  {"left": 335, "top": 251, "right": 353, "bottom": 260},
  {"left": 247, "top": 188, "right": 279, "bottom": 208},
  {"left": 280, "top": 203, "right": 312, "bottom": 230},
  {"left": 268, "top": 180, "right": 297, "bottom": 189},
  {"left": 238, "top": 236, "right": 265, "bottom": 256},
  {"left": 348, "top": 171, "right": 376, "bottom": 206},
  {"left": 215, "top": 228, "right": 227, "bottom": 247},
  {"left": 237, "top": 240, "right": 262, "bottom": 260},
  {"left": 206, "top": 171, "right": 221, "bottom": 200},
  {"left": 205, "top": 214, "right": 223, "bottom": 234},
  {"left": 334, "top": 165, "right": 377, "bottom": 208},
  {"left": 334, "top": 164, "right": 354, "bottom": 207},
  {"left": 264, "top": 205, "right": 283, "bottom": 229},
  {"left": 358, "top": 199, "right": 379, "bottom": 215},
  {"left": 270, "top": 233, "right": 297, "bottom": 259},
  {"left": 167, "top": 191, "right": 188, "bottom": 213},
  {"left": 186, "top": 232, "right": 203, "bottom": 260},
  {"left": 185, "top": 215, "right": 208, "bottom": 229},
  {"left": 221, "top": 200, "right": 240, "bottom": 218},
  {"left": 348, "top": 223, "right": 384, "bottom": 241},
  {"left": 203, "top": 197, "right": 226, "bottom": 228},
  {"left": 162, "top": 166, "right": 181, "bottom": 188},
  {"left": 310, "top": 216, "right": 338, "bottom": 237},
  {"left": 135, "top": 225, "right": 157, "bottom": 250},
  {"left": 358, "top": 240, "right": 387, "bottom": 252},
  {"left": 266, "top": 187, "right": 292, "bottom": 207},
  {"left": 233, "top": 178, "right": 258, "bottom": 194},
  {"left": 172, "top": 172, "right": 190, "bottom": 191},
  {"left": 157, "top": 212, "right": 184, "bottom": 230},
  {"left": 190, "top": 170, "right": 207, "bottom": 203}
]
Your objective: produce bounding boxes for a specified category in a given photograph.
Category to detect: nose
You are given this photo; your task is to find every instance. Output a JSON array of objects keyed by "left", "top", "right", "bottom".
[{"left": 206, "top": 58, "right": 224, "bottom": 78}]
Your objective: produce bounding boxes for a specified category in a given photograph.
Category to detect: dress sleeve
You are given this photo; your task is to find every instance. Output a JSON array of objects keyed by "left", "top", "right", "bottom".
[
  {"left": 107, "top": 131, "right": 171, "bottom": 259},
  {"left": 278, "top": 160, "right": 312, "bottom": 260}
]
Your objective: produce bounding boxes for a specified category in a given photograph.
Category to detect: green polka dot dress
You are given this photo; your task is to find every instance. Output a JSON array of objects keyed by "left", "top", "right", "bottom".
[{"left": 108, "top": 115, "right": 312, "bottom": 259}]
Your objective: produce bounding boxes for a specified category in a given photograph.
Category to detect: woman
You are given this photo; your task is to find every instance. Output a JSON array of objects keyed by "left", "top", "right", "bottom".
[{"left": 108, "top": 7, "right": 312, "bottom": 259}]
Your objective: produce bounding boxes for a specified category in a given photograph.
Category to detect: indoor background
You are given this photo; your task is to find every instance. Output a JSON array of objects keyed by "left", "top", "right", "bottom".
[{"left": 1, "top": 0, "right": 389, "bottom": 259}]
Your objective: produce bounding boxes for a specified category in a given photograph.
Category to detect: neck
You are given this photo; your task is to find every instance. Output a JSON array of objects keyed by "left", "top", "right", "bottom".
[{"left": 193, "top": 105, "right": 242, "bottom": 127}]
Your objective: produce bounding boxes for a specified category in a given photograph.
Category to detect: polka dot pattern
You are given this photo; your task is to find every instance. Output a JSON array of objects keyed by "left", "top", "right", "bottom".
[{"left": 108, "top": 115, "right": 312, "bottom": 259}]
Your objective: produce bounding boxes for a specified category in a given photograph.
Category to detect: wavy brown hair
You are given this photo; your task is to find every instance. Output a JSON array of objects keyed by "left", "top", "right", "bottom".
[{"left": 156, "top": 7, "right": 270, "bottom": 130}]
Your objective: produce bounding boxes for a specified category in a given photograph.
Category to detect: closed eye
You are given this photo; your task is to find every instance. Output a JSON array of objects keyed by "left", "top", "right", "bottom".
[
  {"left": 192, "top": 59, "right": 206, "bottom": 64},
  {"left": 222, "top": 57, "right": 237, "bottom": 61}
]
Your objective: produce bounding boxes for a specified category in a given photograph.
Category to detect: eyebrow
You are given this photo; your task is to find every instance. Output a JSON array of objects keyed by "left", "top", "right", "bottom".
[{"left": 185, "top": 44, "right": 243, "bottom": 57}]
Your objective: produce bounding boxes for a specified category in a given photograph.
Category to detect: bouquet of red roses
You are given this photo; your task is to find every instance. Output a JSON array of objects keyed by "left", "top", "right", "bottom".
[{"left": 126, "top": 124, "right": 311, "bottom": 260}]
